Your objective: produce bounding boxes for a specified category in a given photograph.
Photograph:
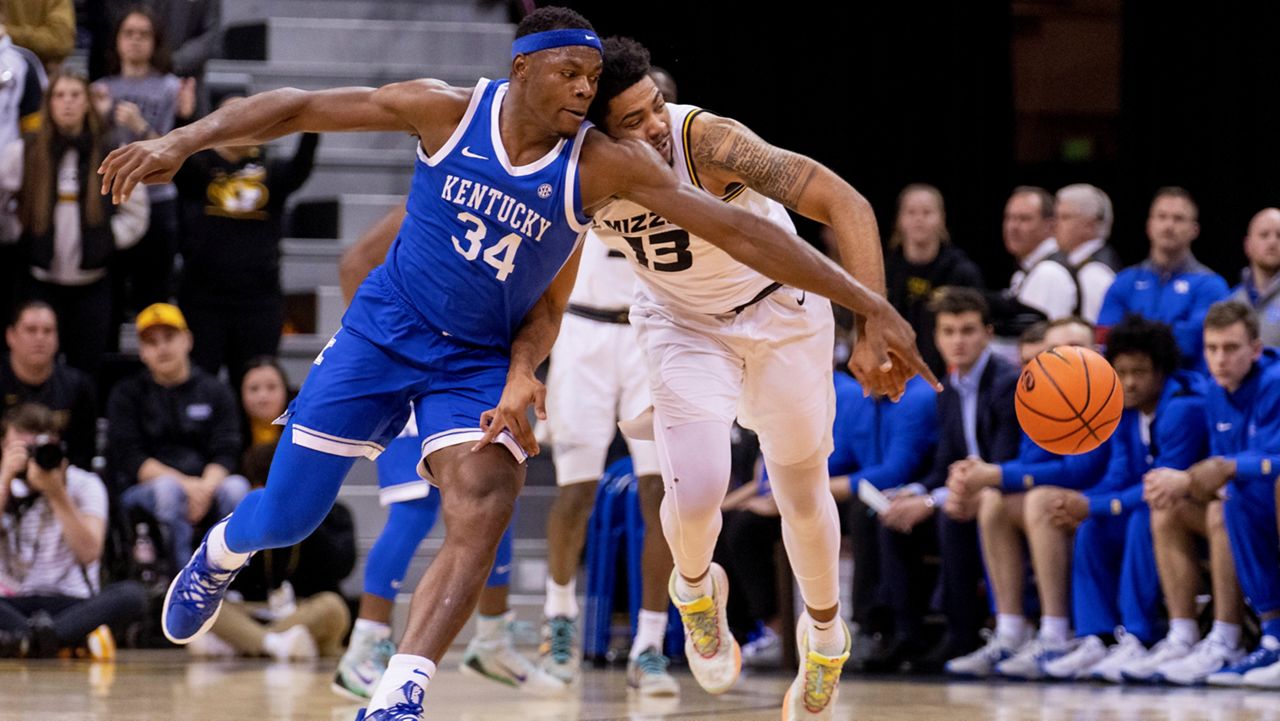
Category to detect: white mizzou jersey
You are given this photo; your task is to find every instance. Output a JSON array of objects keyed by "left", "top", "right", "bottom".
[{"left": 592, "top": 103, "right": 790, "bottom": 314}]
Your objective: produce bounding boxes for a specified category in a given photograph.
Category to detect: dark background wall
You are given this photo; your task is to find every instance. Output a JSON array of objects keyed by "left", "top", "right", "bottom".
[{"left": 561, "top": 0, "right": 1280, "bottom": 286}]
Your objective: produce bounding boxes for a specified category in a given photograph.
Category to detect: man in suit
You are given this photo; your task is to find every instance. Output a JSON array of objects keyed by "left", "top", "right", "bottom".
[{"left": 874, "top": 287, "right": 1022, "bottom": 668}]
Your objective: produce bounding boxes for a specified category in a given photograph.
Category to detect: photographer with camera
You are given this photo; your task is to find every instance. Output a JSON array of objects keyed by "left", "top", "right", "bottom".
[{"left": 0, "top": 402, "right": 145, "bottom": 658}]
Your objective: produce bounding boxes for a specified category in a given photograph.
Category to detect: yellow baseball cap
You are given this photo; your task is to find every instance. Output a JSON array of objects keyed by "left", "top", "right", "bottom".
[{"left": 135, "top": 303, "right": 188, "bottom": 335}]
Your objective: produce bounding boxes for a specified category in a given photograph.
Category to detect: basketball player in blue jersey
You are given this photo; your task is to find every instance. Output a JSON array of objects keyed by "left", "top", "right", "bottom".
[{"left": 99, "top": 8, "right": 936, "bottom": 720}]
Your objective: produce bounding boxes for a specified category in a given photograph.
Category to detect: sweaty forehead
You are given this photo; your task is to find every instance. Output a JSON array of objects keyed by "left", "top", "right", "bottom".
[{"left": 531, "top": 45, "right": 603, "bottom": 72}]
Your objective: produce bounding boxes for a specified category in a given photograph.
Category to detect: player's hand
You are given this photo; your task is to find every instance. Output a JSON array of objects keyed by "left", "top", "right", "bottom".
[
  {"left": 182, "top": 477, "right": 215, "bottom": 524},
  {"left": 1046, "top": 490, "right": 1089, "bottom": 530},
  {"left": 99, "top": 135, "right": 190, "bottom": 204},
  {"left": 882, "top": 493, "right": 933, "bottom": 533},
  {"left": 1187, "top": 457, "right": 1233, "bottom": 503},
  {"left": 114, "top": 101, "right": 149, "bottom": 136},
  {"left": 1143, "top": 468, "right": 1191, "bottom": 509},
  {"left": 0, "top": 439, "right": 28, "bottom": 485},
  {"left": 475, "top": 369, "right": 546, "bottom": 456},
  {"left": 849, "top": 298, "right": 942, "bottom": 401},
  {"left": 943, "top": 489, "right": 978, "bottom": 521}
]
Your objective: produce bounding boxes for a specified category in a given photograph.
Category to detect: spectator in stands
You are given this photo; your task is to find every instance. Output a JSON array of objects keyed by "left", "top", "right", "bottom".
[
  {"left": 1138, "top": 301, "right": 1280, "bottom": 686},
  {"left": 885, "top": 184, "right": 983, "bottom": 377},
  {"left": 90, "top": 1, "right": 221, "bottom": 89},
  {"left": 1, "top": 0, "right": 74, "bottom": 73},
  {"left": 14, "top": 72, "right": 149, "bottom": 379},
  {"left": 881, "top": 288, "right": 1022, "bottom": 669},
  {"left": 174, "top": 96, "right": 319, "bottom": 388},
  {"left": 108, "top": 302, "right": 247, "bottom": 571},
  {"left": 187, "top": 441, "right": 354, "bottom": 660},
  {"left": 0, "top": 9, "right": 45, "bottom": 327},
  {"left": 0, "top": 402, "right": 146, "bottom": 658},
  {"left": 1, "top": 301, "right": 95, "bottom": 469},
  {"left": 1051, "top": 184, "right": 1121, "bottom": 322},
  {"left": 716, "top": 371, "right": 936, "bottom": 668},
  {"left": 944, "top": 315, "right": 1111, "bottom": 679},
  {"left": 1029, "top": 318, "right": 1207, "bottom": 682},
  {"left": 94, "top": 6, "right": 197, "bottom": 321},
  {"left": 239, "top": 356, "right": 288, "bottom": 450},
  {"left": 1230, "top": 207, "right": 1280, "bottom": 346},
  {"left": 991, "top": 186, "right": 1076, "bottom": 332},
  {"left": 1097, "top": 187, "right": 1228, "bottom": 369}
]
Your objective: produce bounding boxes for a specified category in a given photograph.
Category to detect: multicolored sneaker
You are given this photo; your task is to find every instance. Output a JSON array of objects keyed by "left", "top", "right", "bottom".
[
  {"left": 782, "top": 614, "right": 851, "bottom": 721},
  {"left": 537, "top": 615, "right": 581, "bottom": 685},
  {"left": 355, "top": 679, "right": 425, "bottom": 721},
  {"left": 334, "top": 632, "right": 397, "bottom": 701},
  {"left": 461, "top": 624, "right": 567, "bottom": 696},
  {"left": 627, "top": 646, "right": 679, "bottom": 697},
  {"left": 670, "top": 563, "right": 740, "bottom": 695},
  {"left": 161, "top": 521, "right": 246, "bottom": 644}
]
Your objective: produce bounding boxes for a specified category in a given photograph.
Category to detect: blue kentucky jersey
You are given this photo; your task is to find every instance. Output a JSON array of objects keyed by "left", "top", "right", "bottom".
[{"left": 382, "top": 78, "right": 592, "bottom": 350}]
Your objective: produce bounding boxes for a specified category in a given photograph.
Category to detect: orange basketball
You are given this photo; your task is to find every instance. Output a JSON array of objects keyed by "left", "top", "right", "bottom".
[{"left": 1016, "top": 345, "right": 1124, "bottom": 455}]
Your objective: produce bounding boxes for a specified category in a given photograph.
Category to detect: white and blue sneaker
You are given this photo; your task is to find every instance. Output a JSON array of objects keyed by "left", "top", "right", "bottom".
[
  {"left": 1207, "top": 636, "right": 1280, "bottom": 687},
  {"left": 160, "top": 522, "right": 247, "bottom": 644},
  {"left": 995, "top": 636, "right": 1081, "bottom": 680},
  {"left": 1153, "top": 636, "right": 1243, "bottom": 685},
  {"left": 334, "top": 633, "right": 397, "bottom": 701},
  {"left": 355, "top": 679, "right": 426, "bottom": 721}
]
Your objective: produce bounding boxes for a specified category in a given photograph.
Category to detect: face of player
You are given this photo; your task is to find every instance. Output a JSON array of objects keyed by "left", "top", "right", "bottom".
[
  {"left": 1053, "top": 198, "right": 1099, "bottom": 251},
  {"left": 934, "top": 311, "right": 991, "bottom": 373},
  {"left": 1204, "top": 322, "right": 1262, "bottom": 392},
  {"left": 1112, "top": 352, "right": 1163, "bottom": 412},
  {"left": 5, "top": 307, "right": 58, "bottom": 372},
  {"left": 602, "top": 76, "right": 672, "bottom": 165},
  {"left": 118, "top": 12, "right": 156, "bottom": 67},
  {"left": 1003, "top": 193, "right": 1052, "bottom": 261},
  {"left": 897, "top": 189, "right": 945, "bottom": 249},
  {"left": 1245, "top": 209, "right": 1280, "bottom": 275},
  {"left": 138, "top": 326, "right": 192, "bottom": 383},
  {"left": 49, "top": 76, "right": 90, "bottom": 136},
  {"left": 241, "top": 365, "right": 288, "bottom": 424},
  {"left": 1147, "top": 195, "right": 1199, "bottom": 261},
  {"left": 516, "top": 47, "right": 602, "bottom": 138},
  {"left": 1044, "top": 322, "right": 1094, "bottom": 350}
]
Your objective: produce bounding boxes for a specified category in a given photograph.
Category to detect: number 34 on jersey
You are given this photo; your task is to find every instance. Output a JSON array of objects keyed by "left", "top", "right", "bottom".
[{"left": 442, "top": 174, "right": 556, "bottom": 283}]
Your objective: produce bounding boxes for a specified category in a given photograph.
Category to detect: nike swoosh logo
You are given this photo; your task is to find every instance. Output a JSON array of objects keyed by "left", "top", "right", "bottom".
[
  {"left": 353, "top": 667, "right": 377, "bottom": 684},
  {"left": 461, "top": 146, "right": 488, "bottom": 160},
  {"left": 412, "top": 668, "right": 431, "bottom": 679},
  {"left": 493, "top": 564, "right": 512, "bottom": 575}
]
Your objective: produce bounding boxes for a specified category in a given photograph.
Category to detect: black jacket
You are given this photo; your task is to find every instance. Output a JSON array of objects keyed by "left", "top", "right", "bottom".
[
  {"left": 921, "top": 352, "right": 1022, "bottom": 491},
  {"left": 0, "top": 356, "right": 97, "bottom": 469},
  {"left": 886, "top": 244, "right": 984, "bottom": 378}
]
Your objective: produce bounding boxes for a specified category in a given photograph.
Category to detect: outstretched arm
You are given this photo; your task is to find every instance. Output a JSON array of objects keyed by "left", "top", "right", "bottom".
[{"left": 99, "top": 80, "right": 467, "bottom": 203}]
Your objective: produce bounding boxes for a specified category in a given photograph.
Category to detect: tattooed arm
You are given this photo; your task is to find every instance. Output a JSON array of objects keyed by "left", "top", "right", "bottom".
[{"left": 687, "top": 112, "right": 884, "bottom": 295}]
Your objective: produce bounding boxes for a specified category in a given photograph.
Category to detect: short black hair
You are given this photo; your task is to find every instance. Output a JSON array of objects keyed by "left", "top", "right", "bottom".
[
  {"left": 1104, "top": 314, "right": 1180, "bottom": 379},
  {"left": 928, "top": 286, "right": 990, "bottom": 326},
  {"left": 515, "top": 6, "right": 595, "bottom": 38},
  {"left": 587, "top": 36, "right": 651, "bottom": 127},
  {"left": 1152, "top": 185, "right": 1198, "bottom": 220},
  {"left": 9, "top": 299, "right": 55, "bottom": 328}
]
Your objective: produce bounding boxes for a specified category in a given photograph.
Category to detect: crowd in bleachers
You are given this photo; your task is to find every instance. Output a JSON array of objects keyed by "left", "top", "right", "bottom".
[{"left": 3, "top": 0, "right": 1280, "bottom": 700}]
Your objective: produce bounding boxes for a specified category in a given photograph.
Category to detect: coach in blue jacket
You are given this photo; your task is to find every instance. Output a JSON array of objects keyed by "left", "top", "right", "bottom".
[{"left": 1096, "top": 187, "right": 1229, "bottom": 369}]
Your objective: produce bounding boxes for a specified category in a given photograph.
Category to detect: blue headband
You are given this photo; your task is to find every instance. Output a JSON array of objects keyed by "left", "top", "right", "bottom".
[{"left": 511, "top": 29, "right": 603, "bottom": 59}]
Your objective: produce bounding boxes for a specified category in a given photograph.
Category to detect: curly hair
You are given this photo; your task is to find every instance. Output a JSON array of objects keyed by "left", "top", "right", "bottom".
[
  {"left": 1104, "top": 314, "right": 1180, "bottom": 379},
  {"left": 587, "top": 36, "right": 652, "bottom": 127},
  {"left": 515, "top": 6, "right": 595, "bottom": 38}
]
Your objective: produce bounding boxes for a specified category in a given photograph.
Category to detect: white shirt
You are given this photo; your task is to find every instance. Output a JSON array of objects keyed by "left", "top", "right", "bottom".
[
  {"left": 1011, "top": 238, "right": 1077, "bottom": 320},
  {"left": 0, "top": 466, "right": 108, "bottom": 598},
  {"left": 1066, "top": 238, "right": 1117, "bottom": 322}
]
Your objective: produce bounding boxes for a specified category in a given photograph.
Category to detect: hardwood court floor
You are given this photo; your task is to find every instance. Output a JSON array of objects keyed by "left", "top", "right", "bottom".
[{"left": 3, "top": 650, "right": 1279, "bottom": 721}]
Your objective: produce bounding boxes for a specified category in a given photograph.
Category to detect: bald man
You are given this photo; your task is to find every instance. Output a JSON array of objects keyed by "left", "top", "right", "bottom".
[{"left": 1231, "top": 208, "right": 1280, "bottom": 346}]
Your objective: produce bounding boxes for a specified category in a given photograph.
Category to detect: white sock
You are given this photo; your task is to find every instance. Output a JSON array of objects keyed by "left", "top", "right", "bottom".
[
  {"left": 474, "top": 612, "right": 508, "bottom": 642},
  {"left": 544, "top": 578, "right": 579, "bottom": 619},
  {"left": 205, "top": 520, "right": 250, "bottom": 571},
  {"left": 808, "top": 613, "right": 846, "bottom": 657},
  {"left": 630, "top": 609, "right": 669, "bottom": 660},
  {"left": 1208, "top": 621, "right": 1242, "bottom": 649},
  {"left": 675, "top": 572, "right": 713, "bottom": 602},
  {"left": 995, "top": 615, "right": 1028, "bottom": 644},
  {"left": 1038, "top": 616, "right": 1071, "bottom": 644},
  {"left": 367, "top": 654, "right": 436, "bottom": 713},
  {"left": 353, "top": 618, "right": 392, "bottom": 640},
  {"left": 1168, "top": 618, "right": 1200, "bottom": 646}
]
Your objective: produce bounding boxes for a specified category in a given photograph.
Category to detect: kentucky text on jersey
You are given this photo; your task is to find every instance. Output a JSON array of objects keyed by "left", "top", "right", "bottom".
[
  {"left": 440, "top": 174, "right": 553, "bottom": 242},
  {"left": 600, "top": 210, "right": 671, "bottom": 235}
]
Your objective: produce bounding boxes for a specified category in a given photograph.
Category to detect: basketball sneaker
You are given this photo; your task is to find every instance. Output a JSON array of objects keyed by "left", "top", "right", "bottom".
[
  {"left": 1119, "top": 634, "right": 1194, "bottom": 683},
  {"left": 1208, "top": 636, "right": 1280, "bottom": 686},
  {"left": 1153, "top": 635, "right": 1243, "bottom": 685},
  {"left": 161, "top": 520, "right": 247, "bottom": 644},
  {"left": 537, "top": 615, "right": 581, "bottom": 685},
  {"left": 334, "top": 630, "right": 397, "bottom": 701},
  {"left": 1081, "top": 630, "right": 1148, "bottom": 683},
  {"left": 1043, "top": 635, "right": 1108, "bottom": 679},
  {"left": 782, "top": 614, "right": 850, "bottom": 721},
  {"left": 944, "top": 628, "right": 1031, "bottom": 678},
  {"left": 627, "top": 646, "right": 679, "bottom": 697},
  {"left": 461, "top": 620, "right": 566, "bottom": 696},
  {"left": 85, "top": 625, "right": 116, "bottom": 661},
  {"left": 995, "top": 636, "right": 1080, "bottom": 680},
  {"left": 1242, "top": 654, "right": 1280, "bottom": 688},
  {"left": 354, "top": 679, "right": 425, "bottom": 721},
  {"left": 670, "top": 563, "right": 740, "bottom": 695}
]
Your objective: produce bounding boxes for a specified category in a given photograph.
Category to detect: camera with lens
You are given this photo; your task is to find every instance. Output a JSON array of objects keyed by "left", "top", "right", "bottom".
[{"left": 26, "top": 435, "right": 65, "bottom": 472}]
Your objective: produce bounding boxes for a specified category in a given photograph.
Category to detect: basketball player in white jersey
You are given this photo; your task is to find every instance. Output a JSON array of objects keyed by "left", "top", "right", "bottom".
[{"left": 582, "top": 38, "right": 935, "bottom": 720}]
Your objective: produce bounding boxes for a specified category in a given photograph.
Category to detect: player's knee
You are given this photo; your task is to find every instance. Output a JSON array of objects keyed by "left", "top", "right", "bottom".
[
  {"left": 1150, "top": 505, "right": 1178, "bottom": 538},
  {"left": 1023, "top": 487, "right": 1057, "bottom": 524},
  {"left": 976, "top": 488, "right": 1005, "bottom": 528}
]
